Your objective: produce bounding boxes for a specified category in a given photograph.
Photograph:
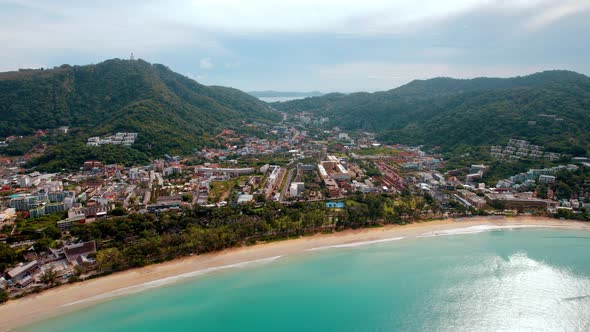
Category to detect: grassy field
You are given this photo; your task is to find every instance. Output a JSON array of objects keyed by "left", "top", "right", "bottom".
[
  {"left": 208, "top": 180, "right": 233, "bottom": 203},
  {"left": 351, "top": 146, "right": 400, "bottom": 156}
]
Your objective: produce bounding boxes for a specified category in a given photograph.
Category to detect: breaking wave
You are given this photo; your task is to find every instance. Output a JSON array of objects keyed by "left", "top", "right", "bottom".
[{"left": 305, "top": 237, "right": 405, "bottom": 251}]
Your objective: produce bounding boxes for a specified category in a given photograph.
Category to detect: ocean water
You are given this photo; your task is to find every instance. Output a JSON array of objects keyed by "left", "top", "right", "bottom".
[
  {"left": 258, "top": 96, "right": 309, "bottom": 103},
  {"left": 19, "top": 228, "right": 590, "bottom": 331}
]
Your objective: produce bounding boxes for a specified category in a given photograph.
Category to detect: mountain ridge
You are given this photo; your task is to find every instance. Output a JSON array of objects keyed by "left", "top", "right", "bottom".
[
  {"left": 0, "top": 58, "right": 279, "bottom": 147},
  {"left": 273, "top": 70, "right": 590, "bottom": 155},
  {"left": 0, "top": 58, "right": 281, "bottom": 169}
]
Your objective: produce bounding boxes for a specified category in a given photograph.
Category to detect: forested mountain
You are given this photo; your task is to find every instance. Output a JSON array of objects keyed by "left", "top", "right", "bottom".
[
  {"left": 0, "top": 59, "right": 280, "bottom": 158},
  {"left": 274, "top": 70, "right": 590, "bottom": 155}
]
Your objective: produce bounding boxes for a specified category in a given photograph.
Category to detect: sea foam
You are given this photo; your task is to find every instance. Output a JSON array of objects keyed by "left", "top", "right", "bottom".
[
  {"left": 305, "top": 237, "right": 405, "bottom": 251},
  {"left": 61, "top": 255, "right": 283, "bottom": 307},
  {"left": 417, "top": 224, "right": 559, "bottom": 237}
]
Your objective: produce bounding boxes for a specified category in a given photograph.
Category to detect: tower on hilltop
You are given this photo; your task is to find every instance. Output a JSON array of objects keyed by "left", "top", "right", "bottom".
[{"left": 130, "top": 53, "right": 135, "bottom": 60}]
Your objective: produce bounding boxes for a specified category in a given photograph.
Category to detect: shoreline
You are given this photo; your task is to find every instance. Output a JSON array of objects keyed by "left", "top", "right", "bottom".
[{"left": 2, "top": 216, "right": 590, "bottom": 331}]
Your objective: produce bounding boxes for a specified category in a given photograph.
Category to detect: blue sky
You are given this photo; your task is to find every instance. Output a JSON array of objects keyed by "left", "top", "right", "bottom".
[{"left": 1, "top": 0, "right": 589, "bottom": 92}]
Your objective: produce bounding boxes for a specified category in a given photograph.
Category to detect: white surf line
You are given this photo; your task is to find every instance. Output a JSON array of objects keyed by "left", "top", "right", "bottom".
[
  {"left": 305, "top": 237, "right": 405, "bottom": 251},
  {"left": 61, "top": 255, "right": 284, "bottom": 307},
  {"left": 417, "top": 224, "right": 563, "bottom": 238}
]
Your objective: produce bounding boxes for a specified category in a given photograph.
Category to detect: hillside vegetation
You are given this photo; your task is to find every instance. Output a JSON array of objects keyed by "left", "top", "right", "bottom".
[
  {"left": 274, "top": 71, "right": 590, "bottom": 155},
  {"left": 0, "top": 59, "right": 280, "bottom": 168}
]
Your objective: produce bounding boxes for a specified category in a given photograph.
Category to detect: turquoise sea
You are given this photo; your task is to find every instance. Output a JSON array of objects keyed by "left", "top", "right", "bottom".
[{"left": 19, "top": 228, "right": 590, "bottom": 331}]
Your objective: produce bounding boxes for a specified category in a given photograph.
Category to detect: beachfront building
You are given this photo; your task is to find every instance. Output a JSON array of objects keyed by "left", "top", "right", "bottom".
[
  {"left": 5, "top": 260, "right": 40, "bottom": 287},
  {"left": 63, "top": 241, "right": 97, "bottom": 266}
]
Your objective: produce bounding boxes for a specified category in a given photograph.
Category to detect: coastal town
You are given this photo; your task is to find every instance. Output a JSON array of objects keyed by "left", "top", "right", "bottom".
[
  {"left": 0, "top": 110, "right": 589, "bottom": 301},
  {"left": 2, "top": 1, "right": 589, "bottom": 330}
]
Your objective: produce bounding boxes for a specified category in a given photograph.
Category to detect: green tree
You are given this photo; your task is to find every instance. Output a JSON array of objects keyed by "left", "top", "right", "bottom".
[
  {"left": 0, "top": 243, "right": 18, "bottom": 273},
  {"left": 181, "top": 194, "right": 193, "bottom": 203},
  {"left": 40, "top": 267, "right": 59, "bottom": 287},
  {"left": 96, "top": 248, "right": 123, "bottom": 272},
  {"left": 0, "top": 289, "right": 9, "bottom": 303},
  {"left": 110, "top": 207, "right": 126, "bottom": 216},
  {"left": 43, "top": 225, "right": 61, "bottom": 240},
  {"left": 73, "top": 265, "right": 85, "bottom": 277},
  {"left": 33, "top": 237, "right": 52, "bottom": 252}
]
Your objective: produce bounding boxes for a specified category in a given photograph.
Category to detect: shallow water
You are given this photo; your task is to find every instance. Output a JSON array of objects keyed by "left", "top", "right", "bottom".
[{"left": 19, "top": 228, "right": 590, "bottom": 331}]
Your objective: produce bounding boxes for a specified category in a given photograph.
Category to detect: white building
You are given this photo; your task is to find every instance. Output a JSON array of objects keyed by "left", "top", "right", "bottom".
[
  {"left": 18, "top": 176, "right": 31, "bottom": 188},
  {"left": 289, "top": 182, "right": 305, "bottom": 197},
  {"left": 539, "top": 175, "right": 556, "bottom": 184}
]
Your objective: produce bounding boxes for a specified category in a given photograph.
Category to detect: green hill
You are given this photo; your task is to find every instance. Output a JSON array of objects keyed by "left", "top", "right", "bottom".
[
  {"left": 0, "top": 59, "right": 280, "bottom": 169},
  {"left": 273, "top": 70, "right": 590, "bottom": 155}
]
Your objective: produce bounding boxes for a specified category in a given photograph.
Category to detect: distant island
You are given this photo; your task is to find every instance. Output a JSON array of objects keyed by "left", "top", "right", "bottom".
[{"left": 247, "top": 90, "right": 323, "bottom": 98}]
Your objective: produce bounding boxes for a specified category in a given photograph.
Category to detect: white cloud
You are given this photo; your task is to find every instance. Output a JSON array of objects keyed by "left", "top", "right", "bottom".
[
  {"left": 0, "top": 0, "right": 588, "bottom": 90},
  {"left": 147, "top": 0, "right": 485, "bottom": 34},
  {"left": 199, "top": 57, "right": 213, "bottom": 69},
  {"left": 522, "top": 0, "right": 590, "bottom": 32},
  {"left": 0, "top": 0, "right": 230, "bottom": 67},
  {"left": 0, "top": 0, "right": 585, "bottom": 60}
]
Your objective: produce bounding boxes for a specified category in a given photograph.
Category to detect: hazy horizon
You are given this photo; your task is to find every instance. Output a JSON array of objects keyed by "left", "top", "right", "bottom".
[{"left": 1, "top": 0, "right": 589, "bottom": 92}]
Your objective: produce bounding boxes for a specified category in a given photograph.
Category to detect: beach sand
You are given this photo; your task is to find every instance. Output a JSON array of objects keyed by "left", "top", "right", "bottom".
[{"left": 1, "top": 216, "right": 589, "bottom": 331}]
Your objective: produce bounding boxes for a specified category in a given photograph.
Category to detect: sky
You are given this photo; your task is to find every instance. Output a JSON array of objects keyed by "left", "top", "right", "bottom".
[{"left": 1, "top": 0, "right": 589, "bottom": 92}]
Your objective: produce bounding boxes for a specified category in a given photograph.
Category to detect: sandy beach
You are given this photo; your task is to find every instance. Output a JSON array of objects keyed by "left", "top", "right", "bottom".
[{"left": 1, "top": 216, "right": 589, "bottom": 331}]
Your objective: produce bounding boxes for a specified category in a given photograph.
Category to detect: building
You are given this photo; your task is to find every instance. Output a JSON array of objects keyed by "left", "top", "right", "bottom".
[
  {"left": 87, "top": 133, "right": 137, "bottom": 146},
  {"left": 457, "top": 190, "right": 487, "bottom": 209},
  {"left": 57, "top": 219, "right": 74, "bottom": 231},
  {"left": 484, "top": 192, "right": 551, "bottom": 211},
  {"left": 39, "top": 181, "right": 63, "bottom": 193},
  {"left": 297, "top": 164, "right": 316, "bottom": 172},
  {"left": 9, "top": 195, "right": 37, "bottom": 211},
  {"left": 68, "top": 204, "right": 113, "bottom": 220},
  {"left": 470, "top": 164, "right": 488, "bottom": 174},
  {"left": 83, "top": 161, "right": 103, "bottom": 171},
  {"left": 323, "top": 178, "right": 340, "bottom": 198},
  {"left": 352, "top": 180, "right": 373, "bottom": 193},
  {"left": 163, "top": 166, "right": 182, "bottom": 177},
  {"left": 319, "top": 157, "right": 351, "bottom": 181},
  {"left": 289, "top": 182, "right": 305, "bottom": 197},
  {"left": 18, "top": 176, "right": 31, "bottom": 188},
  {"left": 146, "top": 202, "right": 181, "bottom": 213},
  {"left": 129, "top": 168, "right": 140, "bottom": 180},
  {"left": 317, "top": 164, "right": 328, "bottom": 179},
  {"left": 539, "top": 175, "right": 556, "bottom": 184},
  {"left": 45, "top": 202, "right": 66, "bottom": 215},
  {"left": 6, "top": 260, "right": 39, "bottom": 287},
  {"left": 29, "top": 206, "right": 46, "bottom": 218},
  {"left": 332, "top": 164, "right": 350, "bottom": 181},
  {"left": 47, "top": 191, "right": 74, "bottom": 203},
  {"left": 63, "top": 241, "right": 97, "bottom": 265}
]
